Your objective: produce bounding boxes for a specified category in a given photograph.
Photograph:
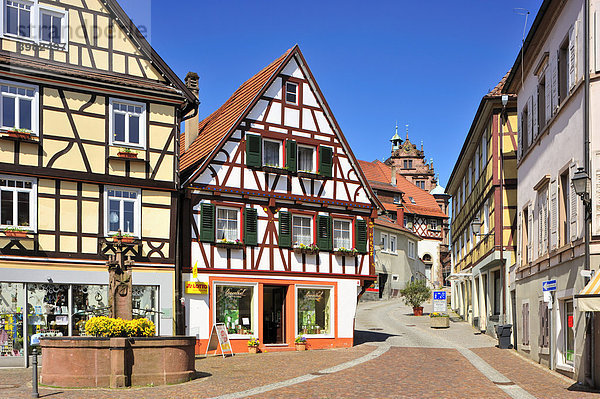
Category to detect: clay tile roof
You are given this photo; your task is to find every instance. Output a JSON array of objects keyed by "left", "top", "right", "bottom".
[
  {"left": 374, "top": 216, "right": 420, "bottom": 238},
  {"left": 180, "top": 48, "right": 294, "bottom": 171},
  {"left": 359, "top": 159, "right": 447, "bottom": 219},
  {"left": 485, "top": 70, "right": 513, "bottom": 98}
]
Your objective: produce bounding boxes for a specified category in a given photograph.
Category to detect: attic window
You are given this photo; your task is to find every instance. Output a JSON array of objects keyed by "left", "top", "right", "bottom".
[
  {"left": 393, "top": 194, "right": 400, "bottom": 204},
  {"left": 409, "top": 197, "right": 416, "bottom": 204},
  {"left": 285, "top": 82, "right": 298, "bottom": 104}
]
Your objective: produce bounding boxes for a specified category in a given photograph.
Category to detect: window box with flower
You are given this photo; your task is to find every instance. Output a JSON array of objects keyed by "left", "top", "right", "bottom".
[
  {"left": 3, "top": 225, "right": 29, "bottom": 238},
  {"left": 117, "top": 147, "right": 138, "bottom": 159},
  {"left": 5, "top": 128, "right": 35, "bottom": 141},
  {"left": 110, "top": 232, "right": 135, "bottom": 244},
  {"left": 293, "top": 243, "right": 319, "bottom": 255},
  {"left": 215, "top": 238, "right": 245, "bottom": 249},
  {"left": 262, "top": 164, "right": 289, "bottom": 175},
  {"left": 332, "top": 247, "right": 358, "bottom": 257}
]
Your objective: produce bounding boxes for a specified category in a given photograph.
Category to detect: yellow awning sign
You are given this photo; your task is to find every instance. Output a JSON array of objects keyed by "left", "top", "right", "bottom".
[
  {"left": 185, "top": 281, "right": 208, "bottom": 295},
  {"left": 576, "top": 271, "right": 600, "bottom": 311}
]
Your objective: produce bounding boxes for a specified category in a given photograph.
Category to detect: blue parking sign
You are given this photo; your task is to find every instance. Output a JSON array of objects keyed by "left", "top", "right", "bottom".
[{"left": 434, "top": 291, "right": 446, "bottom": 301}]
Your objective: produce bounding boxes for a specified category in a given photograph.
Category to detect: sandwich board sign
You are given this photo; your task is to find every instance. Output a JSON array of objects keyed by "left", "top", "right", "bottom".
[
  {"left": 205, "top": 323, "right": 234, "bottom": 358},
  {"left": 433, "top": 290, "right": 447, "bottom": 313}
]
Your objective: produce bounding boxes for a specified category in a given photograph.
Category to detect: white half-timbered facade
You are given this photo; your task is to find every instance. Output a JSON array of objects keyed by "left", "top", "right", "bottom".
[{"left": 180, "top": 46, "right": 381, "bottom": 353}]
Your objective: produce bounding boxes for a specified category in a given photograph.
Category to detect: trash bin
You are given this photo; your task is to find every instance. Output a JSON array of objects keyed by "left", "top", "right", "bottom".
[{"left": 495, "top": 324, "right": 513, "bottom": 349}]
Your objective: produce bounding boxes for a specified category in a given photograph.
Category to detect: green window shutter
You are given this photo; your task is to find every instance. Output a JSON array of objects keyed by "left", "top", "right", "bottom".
[
  {"left": 199, "top": 203, "right": 215, "bottom": 242},
  {"left": 286, "top": 139, "right": 297, "bottom": 173},
  {"left": 246, "top": 134, "right": 262, "bottom": 168},
  {"left": 317, "top": 215, "right": 332, "bottom": 251},
  {"left": 355, "top": 219, "right": 367, "bottom": 253},
  {"left": 318, "top": 145, "right": 333, "bottom": 177},
  {"left": 244, "top": 208, "right": 258, "bottom": 246},
  {"left": 278, "top": 211, "right": 292, "bottom": 248}
]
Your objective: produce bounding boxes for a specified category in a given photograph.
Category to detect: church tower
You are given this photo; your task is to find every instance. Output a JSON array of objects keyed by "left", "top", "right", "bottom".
[{"left": 385, "top": 125, "right": 437, "bottom": 192}]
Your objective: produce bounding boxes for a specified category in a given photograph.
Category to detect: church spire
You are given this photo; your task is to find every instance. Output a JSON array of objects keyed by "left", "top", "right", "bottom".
[{"left": 390, "top": 122, "right": 402, "bottom": 151}]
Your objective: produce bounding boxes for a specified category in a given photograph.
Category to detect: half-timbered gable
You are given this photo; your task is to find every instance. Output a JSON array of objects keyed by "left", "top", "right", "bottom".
[
  {"left": 181, "top": 46, "right": 381, "bottom": 353},
  {"left": 0, "top": 0, "right": 197, "bottom": 364}
]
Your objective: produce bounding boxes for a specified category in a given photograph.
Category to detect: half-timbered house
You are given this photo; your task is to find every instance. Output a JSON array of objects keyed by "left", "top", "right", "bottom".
[
  {"left": 0, "top": 0, "right": 197, "bottom": 366},
  {"left": 180, "top": 46, "right": 381, "bottom": 353}
]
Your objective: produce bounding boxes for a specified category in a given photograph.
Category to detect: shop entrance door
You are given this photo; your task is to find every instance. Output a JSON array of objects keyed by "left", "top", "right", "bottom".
[{"left": 263, "top": 286, "right": 286, "bottom": 344}]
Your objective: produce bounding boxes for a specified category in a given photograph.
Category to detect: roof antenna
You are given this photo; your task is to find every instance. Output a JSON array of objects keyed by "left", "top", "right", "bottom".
[{"left": 514, "top": 8, "right": 530, "bottom": 89}]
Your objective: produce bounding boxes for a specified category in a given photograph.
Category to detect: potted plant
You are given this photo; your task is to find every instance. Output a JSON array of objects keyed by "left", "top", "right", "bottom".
[
  {"left": 4, "top": 226, "right": 28, "bottom": 238},
  {"left": 399, "top": 280, "right": 431, "bottom": 316},
  {"left": 111, "top": 233, "right": 134, "bottom": 244},
  {"left": 293, "top": 243, "right": 319, "bottom": 255},
  {"left": 294, "top": 335, "right": 307, "bottom": 351},
  {"left": 6, "top": 128, "right": 32, "bottom": 140},
  {"left": 215, "top": 238, "right": 244, "bottom": 249},
  {"left": 247, "top": 337, "right": 260, "bottom": 354},
  {"left": 117, "top": 147, "right": 138, "bottom": 159},
  {"left": 430, "top": 312, "right": 450, "bottom": 328},
  {"left": 332, "top": 247, "right": 358, "bottom": 256},
  {"left": 262, "top": 164, "right": 288, "bottom": 174}
]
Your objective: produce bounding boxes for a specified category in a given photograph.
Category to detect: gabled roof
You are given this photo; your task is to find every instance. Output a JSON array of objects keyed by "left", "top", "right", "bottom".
[
  {"left": 180, "top": 45, "right": 383, "bottom": 212},
  {"left": 374, "top": 214, "right": 421, "bottom": 240},
  {"left": 358, "top": 159, "right": 447, "bottom": 219},
  {"left": 180, "top": 48, "right": 292, "bottom": 171}
]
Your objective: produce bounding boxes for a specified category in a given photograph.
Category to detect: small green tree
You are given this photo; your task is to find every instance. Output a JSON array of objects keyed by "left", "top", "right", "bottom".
[{"left": 399, "top": 280, "right": 431, "bottom": 308}]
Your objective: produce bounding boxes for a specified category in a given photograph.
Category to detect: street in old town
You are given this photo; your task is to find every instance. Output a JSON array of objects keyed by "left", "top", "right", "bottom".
[{"left": 0, "top": 299, "right": 594, "bottom": 398}]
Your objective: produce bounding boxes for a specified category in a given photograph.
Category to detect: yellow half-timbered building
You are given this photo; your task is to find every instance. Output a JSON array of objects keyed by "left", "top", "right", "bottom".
[
  {"left": 0, "top": 0, "right": 197, "bottom": 366},
  {"left": 446, "top": 75, "right": 518, "bottom": 338}
]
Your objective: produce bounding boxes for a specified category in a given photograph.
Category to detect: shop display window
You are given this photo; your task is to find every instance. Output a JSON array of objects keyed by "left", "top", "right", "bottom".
[
  {"left": 215, "top": 284, "right": 254, "bottom": 335},
  {"left": 72, "top": 285, "right": 109, "bottom": 336},
  {"left": 0, "top": 283, "right": 24, "bottom": 357},
  {"left": 27, "top": 284, "right": 70, "bottom": 338},
  {"left": 297, "top": 287, "right": 331, "bottom": 335},
  {"left": 132, "top": 285, "right": 158, "bottom": 326}
]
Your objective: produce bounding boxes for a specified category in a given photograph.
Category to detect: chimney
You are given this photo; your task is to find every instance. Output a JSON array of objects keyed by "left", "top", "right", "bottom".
[
  {"left": 396, "top": 207, "right": 404, "bottom": 227},
  {"left": 184, "top": 72, "right": 200, "bottom": 151},
  {"left": 391, "top": 165, "right": 397, "bottom": 186}
]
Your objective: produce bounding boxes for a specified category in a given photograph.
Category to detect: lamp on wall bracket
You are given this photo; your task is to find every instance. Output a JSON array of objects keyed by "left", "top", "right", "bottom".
[
  {"left": 572, "top": 167, "right": 592, "bottom": 220},
  {"left": 471, "top": 216, "right": 493, "bottom": 238}
]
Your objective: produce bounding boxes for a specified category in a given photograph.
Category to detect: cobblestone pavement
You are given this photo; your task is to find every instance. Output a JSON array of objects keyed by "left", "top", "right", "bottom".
[{"left": 1, "top": 299, "right": 598, "bottom": 398}]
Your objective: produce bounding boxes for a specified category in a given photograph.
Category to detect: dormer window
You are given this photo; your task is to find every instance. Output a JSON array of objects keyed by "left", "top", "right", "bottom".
[
  {"left": 285, "top": 82, "right": 298, "bottom": 104},
  {"left": 393, "top": 194, "right": 401, "bottom": 204},
  {"left": 409, "top": 196, "right": 416, "bottom": 204}
]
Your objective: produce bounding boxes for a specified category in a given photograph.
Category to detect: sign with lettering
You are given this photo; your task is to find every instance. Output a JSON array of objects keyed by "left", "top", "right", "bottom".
[
  {"left": 205, "top": 323, "right": 234, "bottom": 358},
  {"left": 433, "top": 290, "right": 447, "bottom": 313},
  {"left": 222, "top": 287, "right": 247, "bottom": 299},
  {"left": 185, "top": 281, "right": 209, "bottom": 295}
]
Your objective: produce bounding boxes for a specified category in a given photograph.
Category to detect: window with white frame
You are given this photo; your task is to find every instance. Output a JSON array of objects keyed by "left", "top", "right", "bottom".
[
  {"left": 215, "top": 283, "right": 255, "bottom": 335},
  {"left": 263, "top": 139, "right": 282, "bottom": 167},
  {"left": 0, "top": 175, "right": 36, "bottom": 230},
  {"left": 430, "top": 219, "right": 438, "bottom": 231},
  {"left": 216, "top": 207, "right": 239, "bottom": 241},
  {"left": 110, "top": 99, "right": 146, "bottom": 148},
  {"left": 285, "top": 82, "right": 298, "bottom": 104},
  {"left": 105, "top": 187, "right": 140, "bottom": 237},
  {"left": 564, "top": 300, "right": 574, "bottom": 365},
  {"left": 3, "top": 1, "right": 68, "bottom": 45},
  {"left": 389, "top": 234, "right": 397, "bottom": 254},
  {"left": 292, "top": 214, "right": 312, "bottom": 246},
  {"left": 297, "top": 145, "right": 315, "bottom": 172},
  {"left": 393, "top": 194, "right": 401, "bottom": 204},
  {"left": 407, "top": 240, "right": 416, "bottom": 259},
  {"left": 333, "top": 219, "right": 351, "bottom": 249},
  {"left": 0, "top": 80, "right": 38, "bottom": 134},
  {"left": 380, "top": 232, "right": 388, "bottom": 252},
  {"left": 297, "top": 286, "right": 332, "bottom": 335}
]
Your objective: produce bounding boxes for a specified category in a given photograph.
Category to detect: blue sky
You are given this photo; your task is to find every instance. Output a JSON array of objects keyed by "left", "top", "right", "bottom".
[{"left": 122, "top": 0, "right": 542, "bottom": 188}]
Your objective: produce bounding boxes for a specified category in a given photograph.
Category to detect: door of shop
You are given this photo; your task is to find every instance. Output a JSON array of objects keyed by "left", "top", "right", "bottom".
[{"left": 263, "top": 286, "right": 286, "bottom": 344}]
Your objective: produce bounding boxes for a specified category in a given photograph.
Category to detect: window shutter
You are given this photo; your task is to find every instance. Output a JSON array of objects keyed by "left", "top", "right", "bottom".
[
  {"left": 517, "top": 211, "right": 522, "bottom": 266},
  {"left": 538, "top": 301, "right": 543, "bottom": 347},
  {"left": 286, "top": 139, "right": 297, "bottom": 173},
  {"left": 355, "top": 219, "right": 367, "bottom": 253},
  {"left": 278, "top": 211, "right": 291, "bottom": 248},
  {"left": 596, "top": 11, "right": 600, "bottom": 72},
  {"left": 550, "top": 179, "right": 558, "bottom": 250},
  {"left": 522, "top": 303, "right": 529, "bottom": 346},
  {"left": 544, "top": 70, "right": 552, "bottom": 123},
  {"left": 528, "top": 204, "right": 533, "bottom": 263},
  {"left": 532, "top": 88, "right": 539, "bottom": 140},
  {"left": 570, "top": 163, "right": 579, "bottom": 241},
  {"left": 316, "top": 215, "right": 332, "bottom": 251},
  {"left": 244, "top": 208, "right": 258, "bottom": 246},
  {"left": 568, "top": 25, "right": 577, "bottom": 91},
  {"left": 527, "top": 96, "right": 533, "bottom": 148},
  {"left": 517, "top": 112, "right": 523, "bottom": 160},
  {"left": 595, "top": 153, "right": 600, "bottom": 235},
  {"left": 318, "top": 146, "right": 333, "bottom": 177},
  {"left": 246, "top": 134, "right": 262, "bottom": 168},
  {"left": 551, "top": 52, "right": 559, "bottom": 113},
  {"left": 199, "top": 203, "right": 215, "bottom": 242}
]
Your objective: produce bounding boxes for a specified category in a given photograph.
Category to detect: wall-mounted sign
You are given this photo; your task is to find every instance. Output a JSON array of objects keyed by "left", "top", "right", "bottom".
[{"left": 185, "top": 281, "right": 209, "bottom": 294}]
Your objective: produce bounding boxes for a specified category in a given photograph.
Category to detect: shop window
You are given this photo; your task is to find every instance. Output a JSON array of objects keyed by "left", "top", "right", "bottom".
[
  {"left": 105, "top": 187, "right": 141, "bottom": 237},
  {"left": 0, "top": 282, "right": 24, "bottom": 357},
  {"left": 132, "top": 285, "right": 159, "bottom": 327},
  {"left": 215, "top": 284, "right": 254, "bottom": 335},
  {"left": 27, "top": 283, "right": 70, "bottom": 338},
  {"left": 297, "top": 287, "right": 331, "bottom": 335},
  {"left": 109, "top": 99, "right": 146, "bottom": 148},
  {"left": 333, "top": 219, "right": 351, "bottom": 249},
  {"left": 71, "top": 284, "right": 109, "bottom": 336},
  {"left": 0, "top": 80, "right": 38, "bottom": 134},
  {"left": 263, "top": 139, "right": 282, "bottom": 167},
  {"left": 564, "top": 300, "right": 574, "bottom": 365},
  {"left": 216, "top": 207, "right": 239, "bottom": 241},
  {"left": 292, "top": 214, "right": 312, "bottom": 246},
  {"left": 0, "top": 175, "right": 36, "bottom": 230}
]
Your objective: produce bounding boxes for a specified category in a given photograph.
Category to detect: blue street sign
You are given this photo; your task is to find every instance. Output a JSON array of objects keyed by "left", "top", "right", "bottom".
[
  {"left": 542, "top": 280, "right": 557, "bottom": 292},
  {"left": 433, "top": 291, "right": 447, "bottom": 301}
]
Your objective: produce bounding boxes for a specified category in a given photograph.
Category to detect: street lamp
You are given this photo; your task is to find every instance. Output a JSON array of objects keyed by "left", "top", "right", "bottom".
[
  {"left": 471, "top": 217, "right": 482, "bottom": 236},
  {"left": 572, "top": 167, "right": 591, "bottom": 219}
]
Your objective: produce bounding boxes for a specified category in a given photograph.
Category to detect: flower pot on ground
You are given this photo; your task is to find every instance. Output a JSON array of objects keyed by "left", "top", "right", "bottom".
[
  {"left": 247, "top": 337, "right": 260, "bottom": 353},
  {"left": 248, "top": 346, "right": 259, "bottom": 354},
  {"left": 399, "top": 280, "right": 431, "bottom": 315},
  {"left": 295, "top": 335, "right": 307, "bottom": 350},
  {"left": 430, "top": 312, "right": 450, "bottom": 328}
]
